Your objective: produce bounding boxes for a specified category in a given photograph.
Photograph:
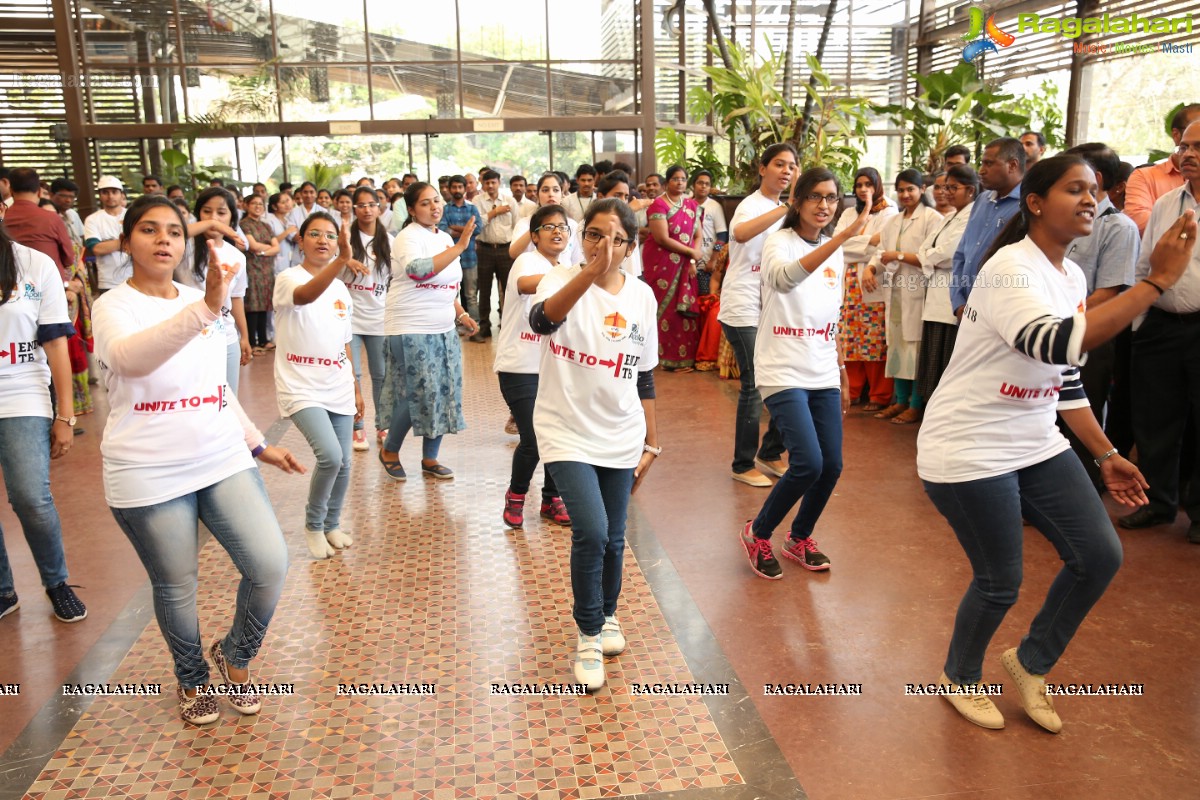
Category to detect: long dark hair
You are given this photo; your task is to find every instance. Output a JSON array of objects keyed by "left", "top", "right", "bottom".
[
  {"left": 0, "top": 227, "right": 17, "bottom": 307},
  {"left": 853, "top": 167, "right": 884, "bottom": 213},
  {"left": 350, "top": 186, "right": 389, "bottom": 279},
  {"left": 896, "top": 168, "right": 933, "bottom": 208},
  {"left": 781, "top": 168, "right": 840, "bottom": 233},
  {"left": 979, "top": 154, "right": 1090, "bottom": 266},
  {"left": 945, "top": 164, "right": 980, "bottom": 200},
  {"left": 596, "top": 171, "right": 631, "bottom": 197},
  {"left": 752, "top": 143, "right": 799, "bottom": 194},
  {"left": 191, "top": 187, "right": 239, "bottom": 281}
]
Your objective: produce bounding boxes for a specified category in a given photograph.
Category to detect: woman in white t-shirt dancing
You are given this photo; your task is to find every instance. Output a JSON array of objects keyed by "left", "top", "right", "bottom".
[
  {"left": 529, "top": 198, "right": 659, "bottom": 691},
  {"left": 738, "top": 168, "right": 870, "bottom": 579},
  {"left": 495, "top": 204, "right": 572, "bottom": 529},
  {"left": 344, "top": 186, "right": 391, "bottom": 452},
  {"left": 918, "top": 155, "right": 1196, "bottom": 733},
  {"left": 378, "top": 182, "right": 478, "bottom": 480},
  {"left": 93, "top": 195, "right": 304, "bottom": 726},
  {"left": 274, "top": 212, "right": 366, "bottom": 559}
]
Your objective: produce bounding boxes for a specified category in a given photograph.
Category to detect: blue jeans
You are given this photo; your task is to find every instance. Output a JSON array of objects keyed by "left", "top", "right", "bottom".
[
  {"left": 753, "top": 389, "right": 843, "bottom": 539},
  {"left": 720, "top": 323, "right": 784, "bottom": 473},
  {"left": 383, "top": 336, "right": 442, "bottom": 461},
  {"left": 110, "top": 468, "right": 289, "bottom": 688},
  {"left": 548, "top": 461, "right": 634, "bottom": 635},
  {"left": 458, "top": 267, "right": 479, "bottom": 323},
  {"left": 0, "top": 416, "right": 69, "bottom": 595},
  {"left": 226, "top": 341, "right": 241, "bottom": 395},
  {"left": 349, "top": 333, "right": 386, "bottom": 432},
  {"left": 290, "top": 406, "right": 353, "bottom": 531},
  {"left": 498, "top": 372, "right": 557, "bottom": 497},
  {"left": 923, "top": 450, "right": 1123, "bottom": 684}
]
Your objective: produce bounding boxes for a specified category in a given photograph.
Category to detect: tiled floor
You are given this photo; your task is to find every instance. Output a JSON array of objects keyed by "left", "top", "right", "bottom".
[{"left": 2, "top": 326, "right": 1199, "bottom": 800}]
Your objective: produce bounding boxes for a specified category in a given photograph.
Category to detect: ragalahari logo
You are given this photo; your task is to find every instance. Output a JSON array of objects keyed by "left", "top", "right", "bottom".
[{"left": 961, "top": 6, "right": 1016, "bottom": 62}]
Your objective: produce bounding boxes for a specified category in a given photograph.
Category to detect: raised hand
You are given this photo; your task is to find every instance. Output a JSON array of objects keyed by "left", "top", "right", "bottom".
[
  {"left": 204, "top": 239, "right": 239, "bottom": 315},
  {"left": 1147, "top": 209, "right": 1197, "bottom": 290}
]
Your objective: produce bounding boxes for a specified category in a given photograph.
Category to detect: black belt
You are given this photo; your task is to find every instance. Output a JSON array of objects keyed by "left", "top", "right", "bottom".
[
  {"left": 1148, "top": 306, "right": 1200, "bottom": 323},
  {"left": 478, "top": 241, "right": 510, "bottom": 248}
]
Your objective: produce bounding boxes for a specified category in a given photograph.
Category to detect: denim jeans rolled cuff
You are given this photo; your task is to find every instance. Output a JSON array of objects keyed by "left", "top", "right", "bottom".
[
  {"left": 923, "top": 450, "right": 1122, "bottom": 685},
  {"left": 349, "top": 333, "right": 387, "bottom": 432},
  {"left": 547, "top": 461, "right": 634, "bottom": 636},
  {"left": 111, "top": 467, "right": 289, "bottom": 687},
  {"left": 498, "top": 371, "right": 556, "bottom": 496},
  {"left": 0, "top": 415, "right": 70, "bottom": 595},
  {"left": 720, "top": 322, "right": 784, "bottom": 473},
  {"left": 753, "top": 388, "right": 843, "bottom": 540},
  {"left": 290, "top": 406, "right": 354, "bottom": 531}
]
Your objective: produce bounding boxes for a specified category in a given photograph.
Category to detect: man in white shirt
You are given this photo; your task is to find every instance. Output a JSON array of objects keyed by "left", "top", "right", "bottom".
[
  {"left": 562, "top": 164, "right": 598, "bottom": 223},
  {"left": 474, "top": 169, "right": 519, "bottom": 339},
  {"left": 82, "top": 176, "right": 130, "bottom": 293},
  {"left": 1122, "top": 120, "right": 1200, "bottom": 542},
  {"left": 509, "top": 175, "right": 537, "bottom": 218}
]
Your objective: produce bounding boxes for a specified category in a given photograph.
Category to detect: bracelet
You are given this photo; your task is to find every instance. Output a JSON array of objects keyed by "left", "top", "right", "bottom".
[
  {"left": 1093, "top": 447, "right": 1119, "bottom": 467},
  {"left": 457, "top": 312, "right": 470, "bottom": 320},
  {"left": 643, "top": 443, "right": 662, "bottom": 457},
  {"left": 251, "top": 442, "right": 267, "bottom": 459},
  {"left": 1142, "top": 278, "right": 1166, "bottom": 296},
  {"left": 839, "top": 365, "right": 847, "bottom": 371}
]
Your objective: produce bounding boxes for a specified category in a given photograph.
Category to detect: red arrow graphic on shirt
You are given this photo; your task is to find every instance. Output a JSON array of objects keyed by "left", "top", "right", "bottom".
[
  {"left": 598, "top": 358, "right": 617, "bottom": 369},
  {"left": 0, "top": 346, "right": 11, "bottom": 362},
  {"left": 202, "top": 394, "right": 221, "bottom": 405},
  {"left": 600, "top": 353, "right": 624, "bottom": 377}
]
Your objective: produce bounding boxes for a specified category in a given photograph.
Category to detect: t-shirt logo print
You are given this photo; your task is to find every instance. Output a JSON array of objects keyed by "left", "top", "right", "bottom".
[
  {"left": 822, "top": 266, "right": 838, "bottom": 290},
  {"left": 601, "top": 310, "right": 629, "bottom": 342},
  {"left": 333, "top": 299, "right": 348, "bottom": 320}
]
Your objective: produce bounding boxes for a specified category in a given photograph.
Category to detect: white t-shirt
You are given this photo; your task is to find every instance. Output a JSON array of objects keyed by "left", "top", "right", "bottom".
[
  {"left": 176, "top": 238, "right": 248, "bottom": 346},
  {"left": 342, "top": 228, "right": 388, "bottom": 335},
  {"left": 698, "top": 197, "right": 728, "bottom": 264},
  {"left": 756, "top": 230, "right": 845, "bottom": 395},
  {"left": 0, "top": 244, "right": 71, "bottom": 419},
  {"left": 513, "top": 214, "right": 583, "bottom": 267},
  {"left": 718, "top": 190, "right": 784, "bottom": 328},
  {"left": 917, "top": 237, "right": 1091, "bottom": 483},
  {"left": 386, "top": 224, "right": 462, "bottom": 335},
  {"left": 272, "top": 267, "right": 356, "bottom": 417},
  {"left": 83, "top": 208, "right": 130, "bottom": 289},
  {"left": 93, "top": 284, "right": 253, "bottom": 508},
  {"left": 533, "top": 265, "right": 658, "bottom": 468},
  {"left": 493, "top": 251, "right": 558, "bottom": 375}
]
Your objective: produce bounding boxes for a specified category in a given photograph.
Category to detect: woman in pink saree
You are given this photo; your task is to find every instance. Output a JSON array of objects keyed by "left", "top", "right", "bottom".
[{"left": 642, "top": 165, "right": 704, "bottom": 371}]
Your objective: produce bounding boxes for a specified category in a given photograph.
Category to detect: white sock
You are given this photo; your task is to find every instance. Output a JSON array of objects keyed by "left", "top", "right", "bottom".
[
  {"left": 325, "top": 528, "right": 353, "bottom": 549},
  {"left": 305, "top": 528, "right": 335, "bottom": 559}
]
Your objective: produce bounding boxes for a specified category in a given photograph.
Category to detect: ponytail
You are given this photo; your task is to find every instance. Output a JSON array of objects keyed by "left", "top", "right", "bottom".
[{"left": 0, "top": 227, "right": 16, "bottom": 307}]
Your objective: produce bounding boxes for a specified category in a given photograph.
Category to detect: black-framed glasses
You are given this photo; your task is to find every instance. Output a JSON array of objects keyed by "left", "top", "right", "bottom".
[
  {"left": 582, "top": 229, "right": 631, "bottom": 248},
  {"left": 535, "top": 223, "right": 570, "bottom": 233},
  {"left": 804, "top": 193, "right": 839, "bottom": 206},
  {"left": 354, "top": 202, "right": 380, "bottom": 209}
]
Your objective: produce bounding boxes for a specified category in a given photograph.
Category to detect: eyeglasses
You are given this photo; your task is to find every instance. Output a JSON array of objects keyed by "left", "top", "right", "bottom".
[
  {"left": 803, "top": 193, "right": 840, "bottom": 206},
  {"left": 944, "top": 183, "right": 965, "bottom": 192},
  {"left": 354, "top": 202, "right": 380, "bottom": 209},
  {"left": 304, "top": 230, "right": 338, "bottom": 241},
  {"left": 1175, "top": 143, "right": 1200, "bottom": 156},
  {"left": 535, "top": 223, "right": 570, "bottom": 233},
  {"left": 582, "top": 229, "right": 631, "bottom": 248}
]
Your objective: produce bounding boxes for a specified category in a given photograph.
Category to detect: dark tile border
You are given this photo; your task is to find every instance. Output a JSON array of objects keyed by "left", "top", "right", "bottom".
[{"left": 0, "top": 418, "right": 803, "bottom": 800}]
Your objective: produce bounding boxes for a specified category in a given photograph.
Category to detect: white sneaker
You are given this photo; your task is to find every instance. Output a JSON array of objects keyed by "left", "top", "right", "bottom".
[
  {"left": 325, "top": 528, "right": 353, "bottom": 549},
  {"left": 601, "top": 616, "right": 626, "bottom": 656},
  {"left": 352, "top": 429, "right": 368, "bottom": 451},
  {"left": 574, "top": 632, "right": 605, "bottom": 691}
]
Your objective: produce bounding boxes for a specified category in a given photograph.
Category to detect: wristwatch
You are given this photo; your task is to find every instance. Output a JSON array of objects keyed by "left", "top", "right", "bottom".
[{"left": 54, "top": 414, "right": 76, "bottom": 427}]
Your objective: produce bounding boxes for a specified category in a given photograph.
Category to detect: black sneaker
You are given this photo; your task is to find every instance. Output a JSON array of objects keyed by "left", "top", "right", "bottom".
[
  {"left": 782, "top": 536, "right": 831, "bottom": 571},
  {"left": 45, "top": 583, "right": 87, "bottom": 622},
  {"left": 0, "top": 592, "right": 18, "bottom": 620},
  {"left": 739, "top": 521, "right": 782, "bottom": 580}
]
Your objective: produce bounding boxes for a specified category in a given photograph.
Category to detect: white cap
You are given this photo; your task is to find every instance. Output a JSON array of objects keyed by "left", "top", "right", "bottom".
[{"left": 96, "top": 176, "right": 123, "bottom": 191}]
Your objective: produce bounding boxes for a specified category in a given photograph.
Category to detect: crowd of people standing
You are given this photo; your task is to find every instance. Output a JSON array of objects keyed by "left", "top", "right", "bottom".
[{"left": 1, "top": 102, "right": 1198, "bottom": 728}]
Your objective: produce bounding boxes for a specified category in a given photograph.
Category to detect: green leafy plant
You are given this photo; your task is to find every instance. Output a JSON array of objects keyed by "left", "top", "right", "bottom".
[
  {"left": 300, "top": 162, "right": 348, "bottom": 192},
  {"left": 681, "top": 39, "right": 869, "bottom": 193},
  {"left": 994, "top": 79, "right": 1064, "bottom": 150},
  {"left": 873, "top": 62, "right": 1031, "bottom": 174},
  {"left": 653, "top": 129, "right": 728, "bottom": 185},
  {"left": 1147, "top": 101, "right": 1186, "bottom": 163}
]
